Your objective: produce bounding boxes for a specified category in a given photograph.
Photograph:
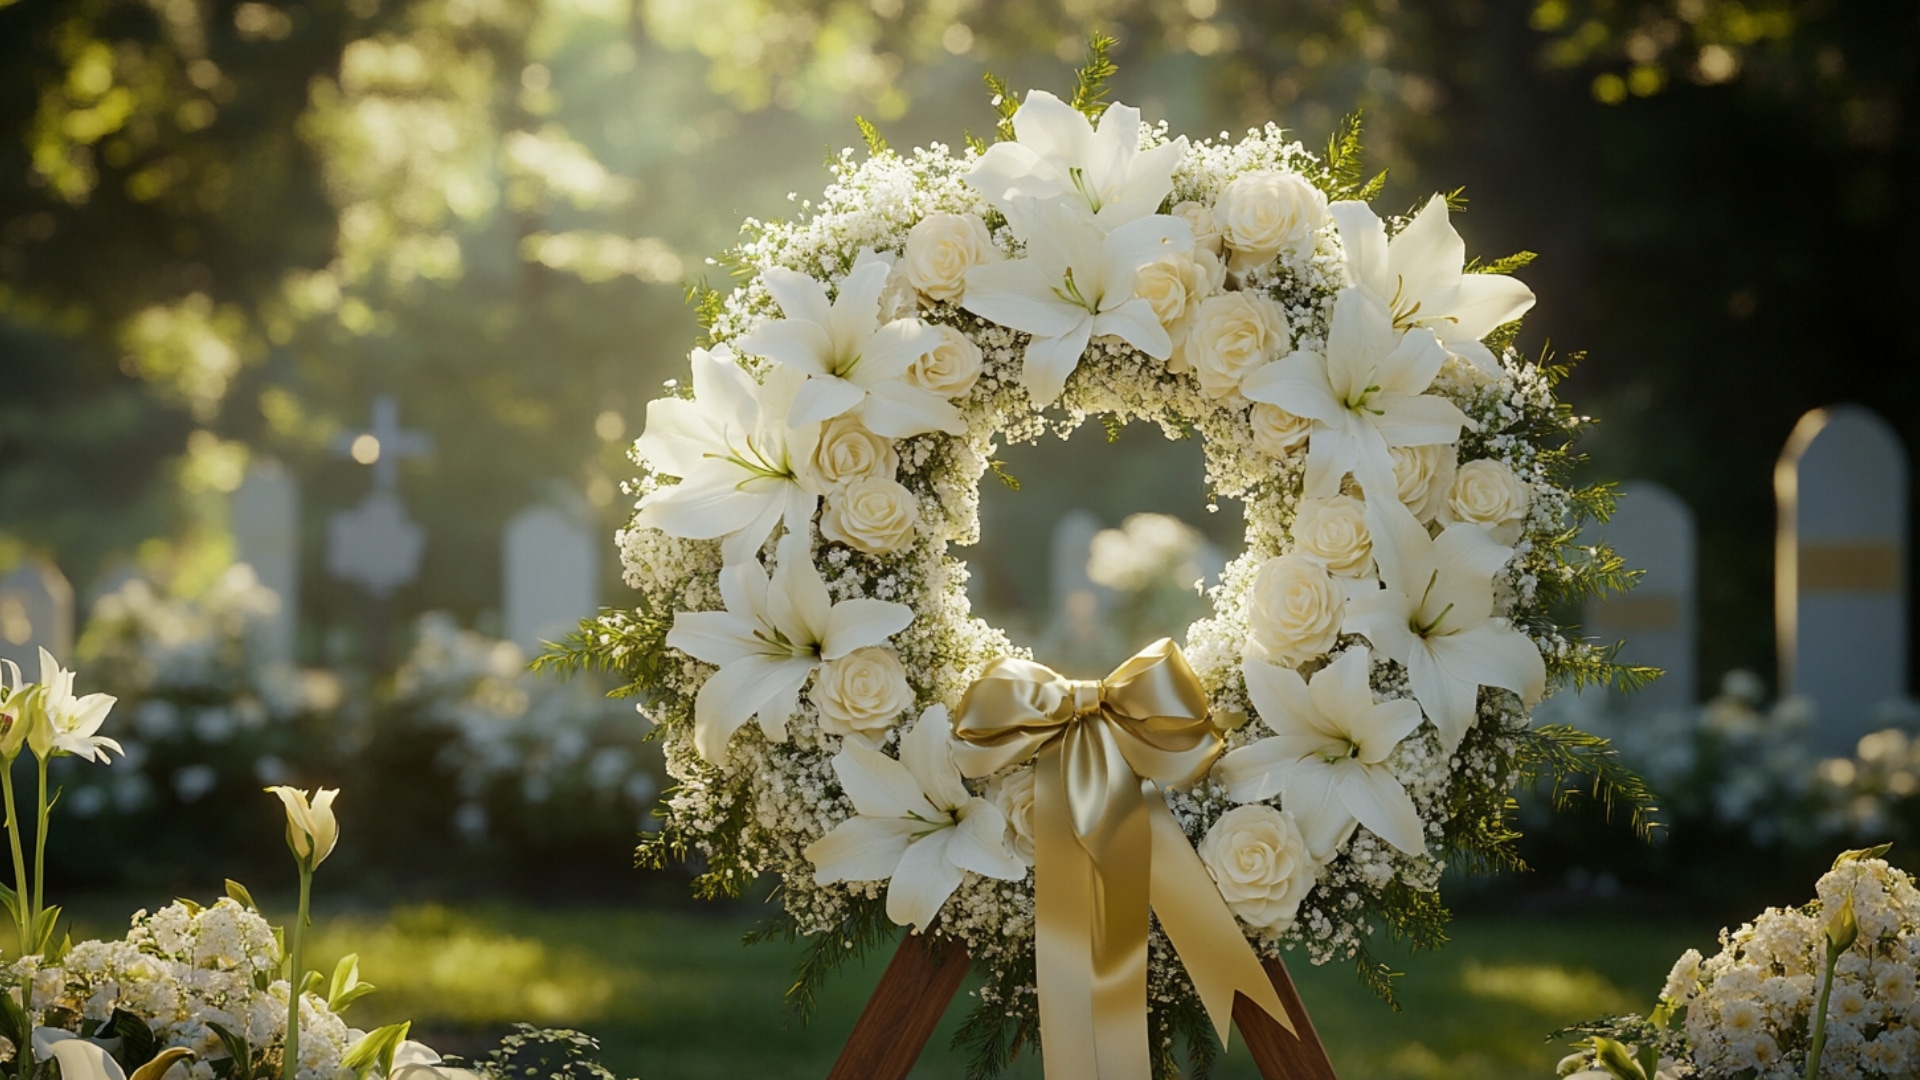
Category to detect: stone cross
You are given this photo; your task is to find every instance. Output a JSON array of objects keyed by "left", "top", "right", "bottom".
[
  {"left": 326, "top": 490, "right": 425, "bottom": 600},
  {"left": 1584, "top": 481, "right": 1696, "bottom": 710},
  {"left": 1777, "top": 405, "right": 1909, "bottom": 755},
  {"left": 503, "top": 506, "right": 599, "bottom": 655},
  {"left": 330, "top": 395, "right": 433, "bottom": 492},
  {"left": 232, "top": 459, "right": 300, "bottom": 663},
  {"left": 0, "top": 560, "right": 74, "bottom": 671}
]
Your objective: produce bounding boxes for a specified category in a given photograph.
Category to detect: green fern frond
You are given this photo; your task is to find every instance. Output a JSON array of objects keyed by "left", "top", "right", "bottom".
[
  {"left": 855, "top": 115, "right": 888, "bottom": 156},
  {"left": 1070, "top": 33, "right": 1121, "bottom": 120}
]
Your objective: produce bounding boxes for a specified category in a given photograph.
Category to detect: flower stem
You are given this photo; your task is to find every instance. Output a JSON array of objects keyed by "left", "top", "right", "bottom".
[
  {"left": 1805, "top": 944, "right": 1840, "bottom": 1080},
  {"left": 31, "top": 755, "right": 48, "bottom": 929},
  {"left": 284, "top": 862, "right": 312, "bottom": 1080},
  {"left": 0, "top": 763, "right": 27, "bottom": 956}
]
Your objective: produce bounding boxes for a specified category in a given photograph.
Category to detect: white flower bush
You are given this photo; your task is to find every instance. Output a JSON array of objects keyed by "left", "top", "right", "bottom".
[{"left": 581, "top": 65, "right": 1643, "bottom": 1067}]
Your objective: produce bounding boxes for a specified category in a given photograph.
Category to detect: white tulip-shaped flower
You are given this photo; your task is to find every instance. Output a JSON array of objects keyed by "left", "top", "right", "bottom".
[
  {"left": 967, "top": 90, "right": 1187, "bottom": 229},
  {"left": 963, "top": 201, "right": 1191, "bottom": 404},
  {"left": 806, "top": 706, "right": 1026, "bottom": 932},
  {"left": 1241, "top": 286, "right": 1468, "bottom": 500},
  {"left": 1344, "top": 498, "right": 1546, "bottom": 753},
  {"left": 633, "top": 345, "right": 821, "bottom": 565},
  {"left": 29, "top": 647, "right": 120, "bottom": 763},
  {"left": 266, "top": 784, "right": 340, "bottom": 870},
  {"left": 734, "top": 261, "right": 962, "bottom": 438},
  {"left": 667, "top": 532, "right": 914, "bottom": 765},
  {"left": 1216, "top": 648, "right": 1427, "bottom": 860},
  {"left": 1329, "top": 196, "right": 1536, "bottom": 378}
]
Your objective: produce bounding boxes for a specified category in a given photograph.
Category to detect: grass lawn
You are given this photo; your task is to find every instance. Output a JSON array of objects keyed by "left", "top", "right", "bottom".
[{"left": 269, "top": 902, "right": 1720, "bottom": 1080}]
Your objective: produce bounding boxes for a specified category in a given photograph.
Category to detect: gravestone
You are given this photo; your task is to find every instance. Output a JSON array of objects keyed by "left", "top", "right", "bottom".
[
  {"left": 1584, "top": 482, "right": 1697, "bottom": 710},
  {"left": 233, "top": 459, "right": 300, "bottom": 663},
  {"left": 503, "top": 506, "right": 598, "bottom": 654},
  {"left": 0, "top": 560, "right": 74, "bottom": 671},
  {"left": 326, "top": 490, "right": 425, "bottom": 599},
  {"left": 1777, "top": 405, "right": 1909, "bottom": 754},
  {"left": 1040, "top": 510, "right": 1115, "bottom": 675}
]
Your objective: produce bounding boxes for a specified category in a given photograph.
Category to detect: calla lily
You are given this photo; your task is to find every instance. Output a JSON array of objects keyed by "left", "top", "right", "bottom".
[
  {"left": 967, "top": 90, "right": 1188, "bottom": 229},
  {"left": 667, "top": 532, "right": 914, "bottom": 765},
  {"left": 734, "top": 261, "right": 960, "bottom": 438},
  {"left": 633, "top": 345, "right": 821, "bottom": 565},
  {"left": 1216, "top": 648, "right": 1427, "bottom": 859},
  {"left": 0, "top": 658, "right": 28, "bottom": 760},
  {"left": 961, "top": 201, "right": 1191, "bottom": 404},
  {"left": 29, "top": 647, "right": 120, "bottom": 764},
  {"left": 1328, "top": 196, "right": 1536, "bottom": 378},
  {"left": 34, "top": 1029, "right": 128, "bottom": 1080},
  {"left": 806, "top": 706, "right": 1026, "bottom": 932},
  {"left": 390, "top": 1041, "right": 483, "bottom": 1080},
  {"left": 1241, "top": 286, "right": 1467, "bottom": 500},
  {"left": 266, "top": 785, "right": 340, "bottom": 869},
  {"left": 1343, "top": 498, "right": 1546, "bottom": 752}
]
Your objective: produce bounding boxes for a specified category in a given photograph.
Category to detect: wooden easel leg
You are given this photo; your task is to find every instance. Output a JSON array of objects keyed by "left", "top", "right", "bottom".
[
  {"left": 1234, "top": 956, "right": 1340, "bottom": 1080},
  {"left": 826, "top": 933, "right": 971, "bottom": 1080}
]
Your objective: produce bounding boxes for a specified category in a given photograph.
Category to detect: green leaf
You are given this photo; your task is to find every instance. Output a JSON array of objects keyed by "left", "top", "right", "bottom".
[
  {"left": 174, "top": 898, "right": 204, "bottom": 917},
  {"left": 224, "top": 880, "right": 258, "bottom": 911},
  {"left": 110, "top": 1007, "right": 160, "bottom": 1069},
  {"left": 981, "top": 72, "right": 1019, "bottom": 142},
  {"left": 854, "top": 115, "right": 888, "bottom": 156},
  {"left": 0, "top": 880, "right": 20, "bottom": 929},
  {"left": 129, "top": 1047, "right": 195, "bottom": 1080},
  {"left": 1068, "top": 32, "right": 1121, "bottom": 121},
  {"left": 205, "top": 1021, "right": 251, "bottom": 1076},
  {"left": 31, "top": 904, "right": 64, "bottom": 958},
  {"left": 328, "top": 953, "right": 376, "bottom": 1013},
  {"left": 341, "top": 1022, "right": 411, "bottom": 1080},
  {"left": 298, "top": 968, "right": 324, "bottom": 999},
  {"left": 1834, "top": 842, "right": 1893, "bottom": 868}
]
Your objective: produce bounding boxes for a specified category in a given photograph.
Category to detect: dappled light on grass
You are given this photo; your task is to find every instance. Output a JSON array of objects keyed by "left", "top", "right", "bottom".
[{"left": 1459, "top": 960, "right": 1634, "bottom": 1016}]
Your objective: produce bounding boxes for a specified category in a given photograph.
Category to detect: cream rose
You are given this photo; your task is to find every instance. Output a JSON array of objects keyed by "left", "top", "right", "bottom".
[
  {"left": 1171, "top": 199, "right": 1224, "bottom": 256},
  {"left": 812, "top": 415, "right": 899, "bottom": 485},
  {"left": 1388, "top": 442, "right": 1458, "bottom": 522},
  {"left": 1250, "top": 402, "right": 1312, "bottom": 457},
  {"left": 905, "top": 323, "right": 984, "bottom": 399},
  {"left": 1444, "top": 459, "right": 1531, "bottom": 543},
  {"left": 812, "top": 646, "right": 914, "bottom": 741},
  {"left": 821, "top": 476, "right": 920, "bottom": 554},
  {"left": 1213, "top": 171, "right": 1328, "bottom": 274},
  {"left": 1245, "top": 552, "right": 1342, "bottom": 667},
  {"left": 1187, "top": 291, "right": 1290, "bottom": 399},
  {"left": 1198, "top": 805, "right": 1318, "bottom": 934},
  {"left": 987, "top": 766, "right": 1037, "bottom": 866},
  {"left": 1292, "top": 496, "right": 1372, "bottom": 577},
  {"left": 1136, "top": 250, "right": 1225, "bottom": 372},
  {"left": 902, "top": 212, "right": 997, "bottom": 303}
]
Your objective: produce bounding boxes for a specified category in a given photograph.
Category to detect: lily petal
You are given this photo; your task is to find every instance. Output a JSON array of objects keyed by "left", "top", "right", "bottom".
[
  {"left": 693, "top": 654, "right": 816, "bottom": 764},
  {"left": 807, "top": 815, "right": 921, "bottom": 884},
  {"left": 834, "top": 741, "right": 942, "bottom": 820},
  {"left": 820, "top": 599, "right": 914, "bottom": 661},
  {"left": 886, "top": 830, "right": 966, "bottom": 932},
  {"left": 1334, "top": 760, "right": 1428, "bottom": 856}
]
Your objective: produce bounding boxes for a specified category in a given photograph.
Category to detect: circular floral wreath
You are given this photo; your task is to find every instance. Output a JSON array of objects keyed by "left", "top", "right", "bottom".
[{"left": 590, "top": 68, "right": 1641, "bottom": 1069}]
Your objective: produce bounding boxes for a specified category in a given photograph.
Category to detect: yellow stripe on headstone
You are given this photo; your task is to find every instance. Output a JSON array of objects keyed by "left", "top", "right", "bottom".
[
  {"left": 1592, "top": 594, "right": 1682, "bottom": 631},
  {"left": 1798, "top": 542, "right": 1902, "bottom": 593}
]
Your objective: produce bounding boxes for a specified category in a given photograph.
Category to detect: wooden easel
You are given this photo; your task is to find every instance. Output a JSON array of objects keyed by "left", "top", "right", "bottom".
[{"left": 825, "top": 935, "right": 1340, "bottom": 1079}]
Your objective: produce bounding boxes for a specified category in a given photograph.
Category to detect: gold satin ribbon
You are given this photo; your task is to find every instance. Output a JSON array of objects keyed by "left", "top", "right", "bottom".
[{"left": 952, "top": 639, "right": 1292, "bottom": 1080}]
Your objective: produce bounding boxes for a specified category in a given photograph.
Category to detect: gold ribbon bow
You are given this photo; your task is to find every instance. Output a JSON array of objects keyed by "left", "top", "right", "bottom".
[{"left": 952, "top": 638, "right": 1291, "bottom": 1080}]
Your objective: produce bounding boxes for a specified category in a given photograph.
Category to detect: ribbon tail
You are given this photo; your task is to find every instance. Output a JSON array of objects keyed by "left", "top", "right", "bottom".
[
  {"left": 1035, "top": 742, "right": 1101, "bottom": 1080},
  {"left": 1146, "top": 792, "right": 1294, "bottom": 1046}
]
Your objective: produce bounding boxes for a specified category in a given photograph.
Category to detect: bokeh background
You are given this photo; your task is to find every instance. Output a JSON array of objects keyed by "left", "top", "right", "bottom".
[{"left": 6, "top": 1, "right": 1920, "bottom": 1076}]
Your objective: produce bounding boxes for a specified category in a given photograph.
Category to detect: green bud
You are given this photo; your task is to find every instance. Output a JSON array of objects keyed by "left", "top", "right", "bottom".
[
  {"left": 1834, "top": 842, "right": 1893, "bottom": 869},
  {"left": 1826, "top": 892, "right": 1860, "bottom": 957},
  {"left": 1591, "top": 1036, "right": 1647, "bottom": 1080}
]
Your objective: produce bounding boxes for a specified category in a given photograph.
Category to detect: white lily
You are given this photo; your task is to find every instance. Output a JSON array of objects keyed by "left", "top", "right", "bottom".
[
  {"left": 667, "top": 532, "right": 914, "bottom": 765},
  {"left": 1343, "top": 498, "right": 1547, "bottom": 753},
  {"left": 806, "top": 706, "right": 1026, "bottom": 932},
  {"left": 1216, "top": 648, "right": 1427, "bottom": 860},
  {"left": 1241, "top": 286, "right": 1467, "bottom": 500},
  {"left": 962, "top": 200, "right": 1191, "bottom": 404},
  {"left": 28, "top": 647, "right": 119, "bottom": 763},
  {"left": 633, "top": 345, "right": 821, "bottom": 565},
  {"left": 1329, "top": 196, "right": 1536, "bottom": 378},
  {"left": 266, "top": 785, "right": 340, "bottom": 869},
  {"left": 391, "top": 1041, "right": 483, "bottom": 1080},
  {"left": 734, "top": 261, "right": 961, "bottom": 438},
  {"left": 33, "top": 1029, "right": 128, "bottom": 1080},
  {"left": 968, "top": 90, "right": 1187, "bottom": 229}
]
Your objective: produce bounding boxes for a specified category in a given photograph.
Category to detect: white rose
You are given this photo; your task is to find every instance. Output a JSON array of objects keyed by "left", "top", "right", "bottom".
[
  {"left": 812, "top": 646, "right": 914, "bottom": 741},
  {"left": 821, "top": 475, "right": 920, "bottom": 554},
  {"left": 902, "top": 212, "right": 997, "bottom": 303},
  {"left": 1444, "top": 459, "right": 1531, "bottom": 544},
  {"left": 1245, "top": 552, "right": 1342, "bottom": 667},
  {"left": 905, "top": 324, "right": 983, "bottom": 399},
  {"left": 1187, "top": 291, "right": 1290, "bottom": 399},
  {"left": 1197, "top": 804, "right": 1318, "bottom": 934},
  {"left": 1388, "top": 442, "right": 1458, "bottom": 522},
  {"left": 1292, "top": 496, "right": 1372, "bottom": 577},
  {"left": 1136, "top": 250, "right": 1225, "bottom": 372},
  {"left": 986, "top": 767, "right": 1037, "bottom": 865},
  {"left": 1213, "top": 171, "right": 1328, "bottom": 274},
  {"left": 1171, "top": 200, "right": 1224, "bottom": 256},
  {"left": 1250, "top": 402, "right": 1312, "bottom": 457},
  {"left": 812, "top": 415, "right": 899, "bottom": 485}
]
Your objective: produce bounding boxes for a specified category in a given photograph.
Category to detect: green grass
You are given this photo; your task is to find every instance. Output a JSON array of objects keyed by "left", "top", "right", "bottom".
[{"left": 268, "top": 903, "right": 1719, "bottom": 1080}]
